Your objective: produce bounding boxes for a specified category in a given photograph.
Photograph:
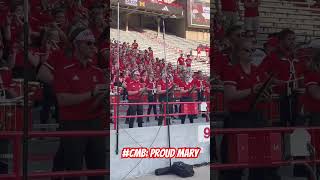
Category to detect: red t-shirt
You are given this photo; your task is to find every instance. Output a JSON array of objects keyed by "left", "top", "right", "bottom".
[
  {"left": 177, "top": 57, "right": 184, "bottom": 66},
  {"left": 304, "top": 71, "right": 320, "bottom": 112},
  {"left": 127, "top": 79, "right": 144, "bottom": 100},
  {"left": 221, "top": 0, "right": 238, "bottom": 12},
  {"left": 54, "top": 61, "right": 106, "bottom": 121},
  {"left": 244, "top": 0, "right": 259, "bottom": 17},
  {"left": 224, "top": 64, "right": 265, "bottom": 112},
  {"left": 132, "top": 42, "right": 138, "bottom": 49},
  {"left": 185, "top": 58, "right": 192, "bottom": 67}
]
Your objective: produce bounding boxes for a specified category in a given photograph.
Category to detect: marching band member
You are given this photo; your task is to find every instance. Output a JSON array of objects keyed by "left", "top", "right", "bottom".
[
  {"left": 53, "top": 28, "right": 106, "bottom": 180},
  {"left": 221, "top": 39, "right": 275, "bottom": 180},
  {"left": 157, "top": 73, "right": 175, "bottom": 126},
  {"left": 259, "top": 28, "right": 306, "bottom": 126},
  {"left": 178, "top": 72, "right": 197, "bottom": 124},
  {"left": 127, "top": 70, "right": 147, "bottom": 128},
  {"left": 146, "top": 73, "right": 158, "bottom": 122}
]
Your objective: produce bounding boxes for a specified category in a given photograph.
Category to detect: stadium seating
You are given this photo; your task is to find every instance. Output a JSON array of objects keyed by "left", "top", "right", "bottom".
[
  {"left": 110, "top": 28, "right": 210, "bottom": 75},
  {"left": 211, "top": 0, "right": 320, "bottom": 45}
]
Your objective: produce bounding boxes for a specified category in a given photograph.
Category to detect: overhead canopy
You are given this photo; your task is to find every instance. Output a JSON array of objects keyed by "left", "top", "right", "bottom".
[{"left": 110, "top": 0, "right": 184, "bottom": 18}]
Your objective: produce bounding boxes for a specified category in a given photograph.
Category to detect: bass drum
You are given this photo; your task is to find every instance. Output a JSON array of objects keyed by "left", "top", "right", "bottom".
[{"left": 251, "top": 48, "right": 267, "bottom": 67}]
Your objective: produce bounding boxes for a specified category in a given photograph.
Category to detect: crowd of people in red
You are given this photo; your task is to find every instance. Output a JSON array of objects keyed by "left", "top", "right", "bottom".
[{"left": 109, "top": 39, "right": 211, "bottom": 128}]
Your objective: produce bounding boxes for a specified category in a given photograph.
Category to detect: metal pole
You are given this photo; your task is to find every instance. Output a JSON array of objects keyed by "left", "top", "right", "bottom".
[
  {"left": 22, "top": 0, "right": 29, "bottom": 179},
  {"left": 116, "top": 0, "right": 120, "bottom": 155},
  {"left": 163, "top": 18, "right": 172, "bottom": 167}
]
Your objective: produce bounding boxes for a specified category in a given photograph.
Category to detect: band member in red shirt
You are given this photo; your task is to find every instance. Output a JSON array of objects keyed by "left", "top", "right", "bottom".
[
  {"left": 259, "top": 29, "right": 306, "bottom": 126},
  {"left": 157, "top": 73, "right": 175, "bottom": 125},
  {"left": 195, "top": 71, "right": 208, "bottom": 102},
  {"left": 53, "top": 28, "right": 106, "bottom": 180},
  {"left": 304, "top": 51, "right": 320, "bottom": 125},
  {"left": 127, "top": 70, "right": 147, "bottom": 128},
  {"left": 220, "top": 39, "right": 273, "bottom": 180},
  {"left": 178, "top": 72, "right": 197, "bottom": 124},
  {"left": 146, "top": 73, "right": 158, "bottom": 122}
]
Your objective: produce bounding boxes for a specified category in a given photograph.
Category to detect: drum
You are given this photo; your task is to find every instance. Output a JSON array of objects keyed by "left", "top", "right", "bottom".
[
  {"left": 212, "top": 85, "right": 224, "bottom": 113},
  {"left": 0, "top": 99, "right": 32, "bottom": 131},
  {"left": 266, "top": 94, "right": 281, "bottom": 124}
]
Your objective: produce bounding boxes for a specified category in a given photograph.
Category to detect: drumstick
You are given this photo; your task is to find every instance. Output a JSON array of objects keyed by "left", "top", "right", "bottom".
[{"left": 250, "top": 72, "right": 276, "bottom": 111}]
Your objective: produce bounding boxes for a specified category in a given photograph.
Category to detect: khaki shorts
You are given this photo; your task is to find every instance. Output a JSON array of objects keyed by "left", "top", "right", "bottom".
[{"left": 244, "top": 16, "right": 259, "bottom": 31}]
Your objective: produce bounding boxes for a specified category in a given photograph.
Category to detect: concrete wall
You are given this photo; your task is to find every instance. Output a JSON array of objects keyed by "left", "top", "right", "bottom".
[
  {"left": 110, "top": 123, "right": 210, "bottom": 180},
  {"left": 186, "top": 29, "right": 210, "bottom": 42},
  {"left": 166, "top": 18, "right": 186, "bottom": 38}
]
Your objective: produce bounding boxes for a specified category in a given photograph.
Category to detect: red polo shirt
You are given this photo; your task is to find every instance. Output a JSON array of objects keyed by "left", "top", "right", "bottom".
[
  {"left": 259, "top": 51, "right": 307, "bottom": 94},
  {"left": 127, "top": 79, "right": 143, "bottom": 100},
  {"left": 304, "top": 71, "right": 320, "bottom": 113},
  {"left": 224, "top": 64, "right": 265, "bottom": 112},
  {"left": 54, "top": 60, "right": 106, "bottom": 121},
  {"left": 244, "top": 0, "right": 259, "bottom": 17},
  {"left": 146, "top": 79, "right": 156, "bottom": 89},
  {"left": 221, "top": 0, "right": 238, "bottom": 12},
  {"left": 177, "top": 57, "right": 185, "bottom": 66}
]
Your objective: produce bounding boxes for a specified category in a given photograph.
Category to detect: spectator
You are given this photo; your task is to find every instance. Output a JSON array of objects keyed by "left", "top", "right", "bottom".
[
  {"left": 243, "top": 0, "right": 260, "bottom": 37},
  {"left": 132, "top": 39, "right": 138, "bottom": 49},
  {"left": 215, "top": 0, "right": 240, "bottom": 30},
  {"left": 185, "top": 54, "right": 192, "bottom": 72}
]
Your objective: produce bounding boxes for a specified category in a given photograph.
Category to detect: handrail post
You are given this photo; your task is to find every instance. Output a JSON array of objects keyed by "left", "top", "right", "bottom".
[
  {"left": 163, "top": 103, "right": 167, "bottom": 126},
  {"left": 13, "top": 134, "right": 21, "bottom": 180}
]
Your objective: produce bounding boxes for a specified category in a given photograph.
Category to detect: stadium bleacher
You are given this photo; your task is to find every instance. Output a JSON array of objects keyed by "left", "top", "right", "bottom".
[{"left": 110, "top": 28, "right": 210, "bottom": 75}]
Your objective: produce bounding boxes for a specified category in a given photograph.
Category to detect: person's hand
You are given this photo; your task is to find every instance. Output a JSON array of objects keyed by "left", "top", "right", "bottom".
[{"left": 252, "top": 83, "right": 263, "bottom": 94}]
